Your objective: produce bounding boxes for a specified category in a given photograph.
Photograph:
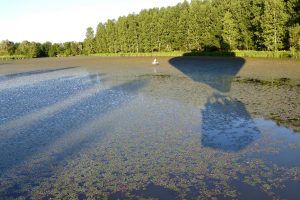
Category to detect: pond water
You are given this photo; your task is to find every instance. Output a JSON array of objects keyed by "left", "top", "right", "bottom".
[{"left": 0, "top": 57, "right": 299, "bottom": 199}]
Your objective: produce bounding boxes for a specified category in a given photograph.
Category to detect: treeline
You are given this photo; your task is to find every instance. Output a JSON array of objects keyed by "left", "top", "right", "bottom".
[
  {"left": 1, "top": 0, "right": 299, "bottom": 58},
  {"left": 87, "top": 0, "right": 300, "bottom": 53},
  {"left": 0, "top": 40, "right": 83, "bottom": 58}
]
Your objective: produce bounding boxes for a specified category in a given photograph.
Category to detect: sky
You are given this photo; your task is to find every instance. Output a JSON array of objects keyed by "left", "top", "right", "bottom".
[{"left": 0, "top": 0, "right": 183, "bottom": 43}]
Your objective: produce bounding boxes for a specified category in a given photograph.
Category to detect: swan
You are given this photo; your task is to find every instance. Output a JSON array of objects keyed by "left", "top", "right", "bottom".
[{"left": 152, "top": 58, "right": 159, "bottom": 65}]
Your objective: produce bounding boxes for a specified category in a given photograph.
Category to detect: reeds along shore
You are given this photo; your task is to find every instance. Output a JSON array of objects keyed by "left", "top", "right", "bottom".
[{"left": 2, "top": 50, "right": 300, "bottom": 60}]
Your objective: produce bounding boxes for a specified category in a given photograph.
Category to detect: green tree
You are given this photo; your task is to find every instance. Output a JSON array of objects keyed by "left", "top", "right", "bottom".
[
  {"left": 127, "top": 14, "right": 139, "bottom": 53},
  {"left": 0, "top": 40, "right": 15, "bottom": 55},
  {"left": 106, "top": 20, "right": 117, "bottom": 53},
  {"left": 289, "top": 25, "right": 300, "bottom": 50},
  {"left": 95, "top": 23, "right": 107, "bottom": 53},
  {"left": 222, "top": 11, "right": 239, "bottom": 50},
  {"left": 177, "top": 1, "right": 190, "bottom": 51},
  {"left": 48, "top": 43, "right": 58, "bottom": 57},
  {"left": 261, "top": 0, "right": 288, "bottom": 51},
  {"left": 16, "top": 41, "right": 40, "bottom": 58},
  {"left": 41, "top": 42, "right": 52, "bottom": 57},
  {"left": 286, "top": 0, "right": 300, "bottom": 25},
  {"left": 230, "top": 0, "right": 254, "bottom": 50},
  {"left": 83, "top": 27, "right": 95, "bottom": 54}
]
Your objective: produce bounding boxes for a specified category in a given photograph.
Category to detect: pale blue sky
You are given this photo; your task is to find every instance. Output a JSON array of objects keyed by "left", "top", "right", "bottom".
[{"left": 0, "top": 0, "right": 183, "bottom": 43}]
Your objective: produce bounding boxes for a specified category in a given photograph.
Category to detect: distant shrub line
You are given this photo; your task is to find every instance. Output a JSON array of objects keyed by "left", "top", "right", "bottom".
[
  {"left": 2, "top": 50, "right": 300, "bottom": 60},
  {"left": 90, "top": 50, "right": 300, "bottom": 59},
  {"left": 90, "top": 52, "right": 183, "bottom": 57}
]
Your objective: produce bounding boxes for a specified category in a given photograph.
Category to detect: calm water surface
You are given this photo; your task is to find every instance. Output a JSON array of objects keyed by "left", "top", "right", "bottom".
[{"left": 0, "top": 57, "right": 299, "bottom": 199}]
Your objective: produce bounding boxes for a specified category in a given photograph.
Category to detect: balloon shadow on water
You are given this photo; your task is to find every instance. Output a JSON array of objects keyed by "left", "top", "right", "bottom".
[{"left": 169, "top": 56, "right": 261, "bottom": 151}]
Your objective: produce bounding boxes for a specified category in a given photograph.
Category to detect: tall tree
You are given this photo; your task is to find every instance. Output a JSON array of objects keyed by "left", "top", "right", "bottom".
[
  {"left": 106, "top": 20, "right": 117, "bottom": 53},
  {"left": 83, "top": 27, "right": 95, "bottom": 54},
  {"left": 95, "top": 23, "right": 108, "bottom": 53},
  {"left": 261, "top": 0, "right": 288, "bottom": 51},
  {"left": 289, "top": 25, "right": 300, "bottom": 50},
  {"left": 222, "top": 11, "right": 239, "bottom": 50},
  {"left": 176, "top": 1, "right": 190, "bottom": 51},
  {"left": 15, "top": 41, "right": 41, "bottom": 58},
  {"left": 0, "top": 40, "right": 15, "bottom": 55},
  {"left": 41, "top": 42, "right": 52, "bottom": 57}
]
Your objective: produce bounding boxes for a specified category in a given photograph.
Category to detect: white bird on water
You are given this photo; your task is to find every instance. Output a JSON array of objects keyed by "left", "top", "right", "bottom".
[{"left": 152, "top": 58, "right": 159, "bottom": 65}]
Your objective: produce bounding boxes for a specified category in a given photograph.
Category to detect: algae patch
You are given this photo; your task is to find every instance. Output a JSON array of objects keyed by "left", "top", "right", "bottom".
[{"left": 233, "top": 77, "right": 295, "bottom": 86}]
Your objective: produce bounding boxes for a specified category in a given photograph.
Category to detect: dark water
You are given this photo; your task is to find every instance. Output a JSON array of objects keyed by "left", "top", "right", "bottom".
[{"left": 0, "top": 57, "right": 299, "bottom": 199}]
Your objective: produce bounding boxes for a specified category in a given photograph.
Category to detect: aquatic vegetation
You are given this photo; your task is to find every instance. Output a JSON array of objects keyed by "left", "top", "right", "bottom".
[
  {"left": 229, "top": 81, "right": 300, "bottom": 132},
  {"left": 137, "top": 74, "right": 172, "bottom": 79},
  {"left": 233, "top": 76, "right": 294, "bottom": 86},
  {"left": 0, "top": 57, "right": 299, "bottom": 199}
]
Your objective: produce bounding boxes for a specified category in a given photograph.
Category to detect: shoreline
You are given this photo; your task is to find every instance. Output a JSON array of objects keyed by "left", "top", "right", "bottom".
[{"left": 1, "top": 50, "right": 300, "bottom": 60}]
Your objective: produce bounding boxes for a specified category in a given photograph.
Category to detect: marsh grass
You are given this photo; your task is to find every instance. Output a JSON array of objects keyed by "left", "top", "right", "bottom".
[
  {"left": 269, "top": 113, "right": 300, "bottom": 132},
  {"left": 0, "top": 55, "right": 27, "bottom": 60},
  {"left": 184, "top": 50, "right": 300, "bottom": 59},
  {"left": 90, "top": 52, "right": 183, "bottom": 57},
  {"left": 233, "top": 50, "right": 300, "bottom": 59},
  {"left": 90, "top": 50, "right": 300, "bottom": 59},
  {"left": 137, "top": 74, "right": 172, "bottom": 78},
  {"left": 1, "top": 51, "right": 299, "bottom": 60}
]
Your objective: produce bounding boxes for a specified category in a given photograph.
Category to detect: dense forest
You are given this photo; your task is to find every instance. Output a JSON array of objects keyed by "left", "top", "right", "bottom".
[{"left": 1, "top": 0, "right": 299, "bottom": 58}]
